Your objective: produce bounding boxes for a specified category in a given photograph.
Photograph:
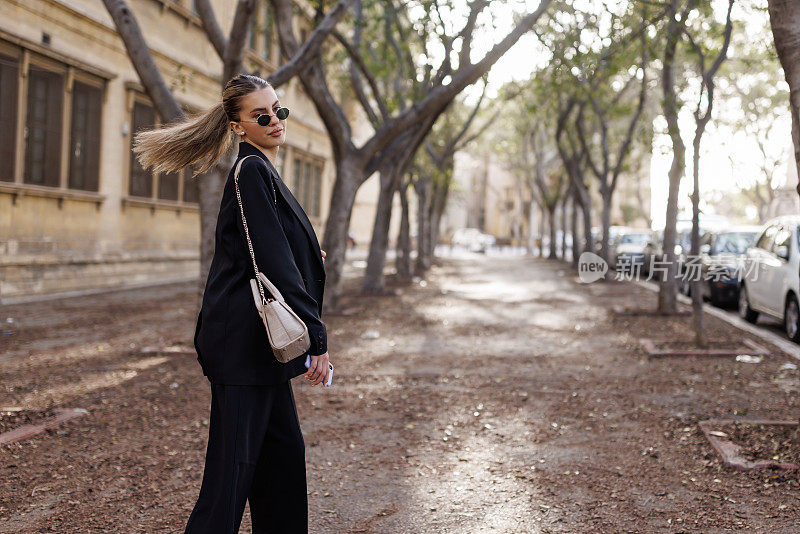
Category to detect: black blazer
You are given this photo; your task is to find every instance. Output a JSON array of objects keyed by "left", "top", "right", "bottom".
[{"left": 193, "top": 141, "right": 327, "bottom": 385}]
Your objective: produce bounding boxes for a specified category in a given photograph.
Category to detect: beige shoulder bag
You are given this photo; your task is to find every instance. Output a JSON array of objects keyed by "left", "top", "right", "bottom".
[{"left": 233, "top": 155, "right": 311, "bottom": 363}]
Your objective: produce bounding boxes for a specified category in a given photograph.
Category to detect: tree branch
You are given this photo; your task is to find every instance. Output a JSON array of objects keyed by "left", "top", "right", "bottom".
[
  {"left": 269, "top": 0, "right": 355, "bottom": 87},
  {"left": 101, "top": 0, "right": 184, "bottom": 122},
  {"left": 194, "top": 0, "right": 227, "bottom": 59}
]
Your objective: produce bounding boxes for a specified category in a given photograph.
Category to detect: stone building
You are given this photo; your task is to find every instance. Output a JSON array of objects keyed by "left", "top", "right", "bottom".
[
  {"left": 445, "top": 146, "right": 653, "bottom": 250},
  {"left": 0, "top": 0, "right": 370, "bottom": 302}
]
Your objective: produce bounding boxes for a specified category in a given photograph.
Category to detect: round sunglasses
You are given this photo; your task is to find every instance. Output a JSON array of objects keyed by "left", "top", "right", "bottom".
[{"left": 240, "top": 107, "right": 291, "bottom": 127}]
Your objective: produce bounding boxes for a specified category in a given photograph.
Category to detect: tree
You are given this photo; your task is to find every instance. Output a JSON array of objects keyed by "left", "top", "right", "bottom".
[
  {"left": 413, "top": 84, "right": 491, "bottom": 273},
  {"left": 535, "top": 1, "right": 663, "bottom": 265},
  {"left": 656, "top": 0, "right": 735, "bottom": 321},
  {"left": 493, "top": 79, "right": 564, "bottom": 259},
  {"left": 658, "top": 0, "right": 696, "bottom": 315},
  {"left": 269, "top": 0, "right": 554, "bottom": 308},
  {"left": 555, "top": 96, "right": 594, "bottom": 260},
  {"left": 684, "top": 0, "right": 734, "bottom": 348},
  {"left": 572, "top": 7, "right": 652, "bottom": 264},
  {"left": 767, "top": 0, "right": 800, "bottom": 445}
]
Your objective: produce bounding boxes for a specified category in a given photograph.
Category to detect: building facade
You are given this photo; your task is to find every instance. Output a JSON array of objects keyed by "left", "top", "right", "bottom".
[
  {"left": 445, "top": 150, "right": 528, "bottom": 247},
  {"left": 0, "top": 0, "right": 345, "bottom": 301},
  {"left": 768, "top": 151, "right": 800, "bottom": 219}
]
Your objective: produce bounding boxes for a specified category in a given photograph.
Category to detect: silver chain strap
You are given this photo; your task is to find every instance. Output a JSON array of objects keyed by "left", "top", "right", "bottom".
[{"left": 233, "top": 155, "right": 277, "bottom": 305}]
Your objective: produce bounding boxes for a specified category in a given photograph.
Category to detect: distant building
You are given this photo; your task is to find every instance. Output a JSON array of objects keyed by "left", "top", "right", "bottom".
[
  {"left": 446, "top": 147, "right": 652, "bottom": 249},
  {"left": 0, "top": 0, "right": 363, "bottom": 301},
  {"left": 445, "top": 150, "right": 527, "bottom": 247},
  {"left": 769, "top": 155, "right": 800, "bottom": 218}
]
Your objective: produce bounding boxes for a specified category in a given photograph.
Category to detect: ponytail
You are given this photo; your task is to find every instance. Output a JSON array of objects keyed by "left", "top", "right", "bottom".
[
  {"left": 132, "top": 74, "right": 272, "bottom": 176},
  {"left": 133, "top": 103, "right": 232, "bottom": 176}
]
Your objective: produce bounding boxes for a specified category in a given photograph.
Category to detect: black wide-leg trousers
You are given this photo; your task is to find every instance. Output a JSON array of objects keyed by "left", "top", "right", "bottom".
[{"left": 184, "top": 380, "right": 308, "bottom": 534}]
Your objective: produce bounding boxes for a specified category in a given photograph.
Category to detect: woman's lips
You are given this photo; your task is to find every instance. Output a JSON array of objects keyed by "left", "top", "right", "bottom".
[{"left": 269, "top": 128, "right": 283, "bottom": 137}]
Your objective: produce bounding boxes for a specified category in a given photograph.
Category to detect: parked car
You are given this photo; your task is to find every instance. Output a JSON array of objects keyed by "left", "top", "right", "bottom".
[
  {"left": 642, "top": 229, "right": 663, "bottom": 275},
  {"left": 639, "top": 227, "right": 689, "bottom": 278},
  {"left": 592, "top": 225, "right": 631, "bottom": 256},
  {"left": 610, "top": 230, "right": 653, "bottom": 270},
  {"left": 675, "top": 225, "right": 714, "bottom": 295},
  {"left": 739, "top": 215, "right": 800, "bottom": 341},
  {"left": 450, "top": 228, "right": 496, "bottom": 253},
  {"left": 692, "top": 226, "right": 761, "bottom": 306}
]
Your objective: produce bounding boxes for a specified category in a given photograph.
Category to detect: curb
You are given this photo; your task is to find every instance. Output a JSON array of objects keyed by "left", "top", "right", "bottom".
[
  {"left": 640, "top": 337, "right": 770, "bottom": 357},
  {"left": 634, "top": 280, "right": 800, "bottom": 362},
  {"left": 0, "top": 408, "right": 89, "bottom": 445}
]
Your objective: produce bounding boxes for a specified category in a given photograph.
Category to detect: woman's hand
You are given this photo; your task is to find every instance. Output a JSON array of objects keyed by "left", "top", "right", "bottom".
[
  {"left": 305, "top": 351, "right": 330, "bottom": 386},
  {"left": 320, "top": 249, "right": 326, "bottom": 264}
]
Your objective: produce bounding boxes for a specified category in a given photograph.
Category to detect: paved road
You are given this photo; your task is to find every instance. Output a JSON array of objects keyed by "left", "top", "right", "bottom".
[{"left": 1, "top": 254, "right": 799, "bottom": 532}]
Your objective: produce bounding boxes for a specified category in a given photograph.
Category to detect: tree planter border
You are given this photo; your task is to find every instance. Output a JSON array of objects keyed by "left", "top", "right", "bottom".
[
  {"left": 611, "top": 305, "right": 691, "bottom": 317},
  {"left": 639, "top": 337, "right": 770, "bottom": 357},
  {"left": 0, "top": 408, "right": 88, "bottom": 445},
  {"left": 698, "top": 419, "right": 799, "bottom": 471}
]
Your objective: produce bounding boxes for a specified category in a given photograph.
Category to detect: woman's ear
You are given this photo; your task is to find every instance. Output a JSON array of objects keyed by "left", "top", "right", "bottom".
[{"left": 230, "top": 120, "right": 242, "bottom": 136}]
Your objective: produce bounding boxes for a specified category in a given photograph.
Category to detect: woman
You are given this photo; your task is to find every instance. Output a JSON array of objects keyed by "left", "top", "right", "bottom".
[{"left": 133, "top": 74, "right": 331, "bottom": 533}]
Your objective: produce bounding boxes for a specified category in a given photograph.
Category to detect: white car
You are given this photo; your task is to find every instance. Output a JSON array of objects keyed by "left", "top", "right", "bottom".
[
  {"left": 739, "top": 215, "right": 800, "bottom": 341},
  {"left": 451, "top": 228, "right": 495, "bottom": 252}
]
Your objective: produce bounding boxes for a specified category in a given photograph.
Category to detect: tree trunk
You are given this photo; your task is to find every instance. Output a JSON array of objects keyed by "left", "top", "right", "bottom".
[
  {"left": 429, "top": 179, "right": 448, "bottom": 262},
  {"left": 396, "top": 179, "right": 412, "bottom": 278},
  {"left": 427, "top": 197, "right": 447, "bottom": 266},
  {"left": 657, "top": 0, "right": 686, "bottom": 315},
  {"left": 197, "top": 162, "right": 227, "bottom": 288},
  {"left": 414, "top": 176, "right": 431, "bottom": 274},
  {"left": 564, "top": 155, "right": 593, "bottom": 260},
  {"left": 428, "top": 161, "right": 453, "bottom": 265},
  {"left": 363, "top": 115, "right": 438, "bottom": 292},
  {"left": 560, "top": 193, "right": 568, "bottom": 261},
  {"left": 526, "top": 198, "right": 536, "bottom": 256},
  {"left": 320, "top": 159, "right": 361, "bottom": 310},
  {"left": 548, "top": 207, "right": 557, "bottom": 260},
  {"left": 769, "top": 0, "right": 800, "bottom": 193},
  {"left": 570, "top": 170, "right": 594, "bottom": 261},
  {"left": 600, "top": 190, "right": 612, "bottom": 265},
  {"left": 571, "top": 189, "right": 579, "bottom": 267},
  {"left": 765, "top": 0, "right": 800, "bottom": 442},
  {"left": 580, "top": 199, "right": 593, "bottom": 262},
  {"left": 689, "top": 0, "right": 732, "bottom": 344},
  {"left": 659, "top": 154, "right": 682, "bottom": 314},
  {"left": 362, "top": 168, "right": 400, "bottom": 293},
  {"left": 690, "top": 131, "right": 707, "bottom": 347},
  {"left": 539, "top": 203, "right": 546, "bottom": 257}
]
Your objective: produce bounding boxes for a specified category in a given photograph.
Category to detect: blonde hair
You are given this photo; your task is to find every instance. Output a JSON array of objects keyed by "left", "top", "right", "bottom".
[{"left": 133, "top": 74, "right": 271, "bottom": 176}]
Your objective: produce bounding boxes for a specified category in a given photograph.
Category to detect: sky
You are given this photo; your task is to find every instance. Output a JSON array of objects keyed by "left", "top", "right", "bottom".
[{"left": 461, "top": 0, "right": 793, "bottom": 229}]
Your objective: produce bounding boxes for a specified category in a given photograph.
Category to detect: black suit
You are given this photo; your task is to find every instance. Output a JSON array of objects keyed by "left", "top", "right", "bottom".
[
  {"left": 186, "top": 141, "right": 326, "bottom": 533},
  {"left": 193, "top": 141, "right": 327, "bottom": 386}
]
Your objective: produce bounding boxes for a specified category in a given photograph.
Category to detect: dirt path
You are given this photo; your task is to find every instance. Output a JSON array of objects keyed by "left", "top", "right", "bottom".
[{"left": 1, "top": 254, "right": 799, "bottom": 533}]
